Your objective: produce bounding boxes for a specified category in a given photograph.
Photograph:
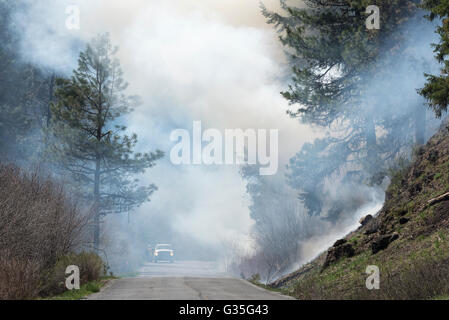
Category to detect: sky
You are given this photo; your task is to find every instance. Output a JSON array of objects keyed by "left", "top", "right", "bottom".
[{"left": 14, "top": 0, "right": 317, "bottom": 254}]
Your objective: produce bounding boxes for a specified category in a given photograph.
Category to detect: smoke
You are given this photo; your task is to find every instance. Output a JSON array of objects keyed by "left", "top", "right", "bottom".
[
  {"left": 261, "top": 10, "right": 442, "bottom": 277},
  {"left": 225, "top": 7, "right": 442, "bottom": 281},
  {"left": 10, "top": 0, "right": 82, "bottom": 73},
  {"left": 9, "top": 1, "right": 441, "bottom": 277},
  {"left": 298, "top": 196, "right": 384, "bottom": 267},
  {"left": 8, "top": 0, "right": 318, "bottom": 271}
]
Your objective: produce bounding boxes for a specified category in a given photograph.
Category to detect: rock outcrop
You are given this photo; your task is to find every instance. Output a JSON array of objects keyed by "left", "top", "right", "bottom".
[
  {"left": 371, "top": 233, "right": 399, "bottom": 254},
  {"left": 322, "top": 239, "right": 355, "bottom": 270}
]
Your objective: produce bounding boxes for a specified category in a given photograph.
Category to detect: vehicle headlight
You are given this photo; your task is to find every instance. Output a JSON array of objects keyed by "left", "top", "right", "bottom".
[
  {"left": 170, "top": 252, "right": 174, "bottom": 256},
  {"left": 154, "top": 252, "right": 158, "bottom": 256}
]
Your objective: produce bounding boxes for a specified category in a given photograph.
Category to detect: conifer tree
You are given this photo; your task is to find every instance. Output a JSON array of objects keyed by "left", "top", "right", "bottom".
[
  {"left": 262, "top": 0, "right": 420, "bottom": 218},
  {"left": 419, "top": 0, "right": 449, "bottom": 118},
  {"left": 48, "top": 34, "right": 163, "bottom": 250}
]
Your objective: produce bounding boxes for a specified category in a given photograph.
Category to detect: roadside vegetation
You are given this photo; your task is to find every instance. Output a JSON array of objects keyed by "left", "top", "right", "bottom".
[
  {"left": 272, "top": 119, "right": 449, "bottom": 299},
  {"left": 0, "top": 164, "right": 109, "bottom": 299},
  {"left": 247, "top": 274, "right": 290, "bottom": 296},
  {"left": 235, "top": 0, "right": 445, "bottom": 282},
  {"left": 41, "top": 276, "right": 117, "bottom": 300}
]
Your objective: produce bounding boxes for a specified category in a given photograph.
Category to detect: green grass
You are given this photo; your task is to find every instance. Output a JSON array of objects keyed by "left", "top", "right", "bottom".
[
  {"left": 41, "top": 276, "right": 117, "bottom": 300},
  {"left": 248, "top": 279, "right": 290, "bottom": 296},
  {"left": 290, "top": 227, "right": 449, "bottom": 299},
  {"left": 274, "top": 129, "right": 449, "bottom": 299}
]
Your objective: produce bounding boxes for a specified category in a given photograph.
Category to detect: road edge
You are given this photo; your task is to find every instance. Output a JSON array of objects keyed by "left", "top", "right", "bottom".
[
  {"left": 238, "top": 279, "right": 296, "bottom": 300},
  {"left": 85, "top": 278, "right": 118, "bottom": 300}
]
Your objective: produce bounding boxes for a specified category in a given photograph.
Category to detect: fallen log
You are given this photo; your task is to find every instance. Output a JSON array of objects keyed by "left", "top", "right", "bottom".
[{"left": 427, "top": 192, "right": 449, "bottom": 206}]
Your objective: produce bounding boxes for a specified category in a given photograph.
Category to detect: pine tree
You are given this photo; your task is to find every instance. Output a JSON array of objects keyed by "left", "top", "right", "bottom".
[
  {"left": 262, "top": 0, "right": 420, "bottom": 219},
  {"left": 263, "top": 1, "right": 415, "bottom": 118},
  {"left": 419, "top": 0, "right": 449, "bottom": 118},
  {"left": 0, "top": 0, "right": 46, "bottom": 163},
  {"left": 48, "top": 34, "right": 164, "bottom": 250},
  {"left": 262, "top": 0, "right": 417, "bottom": 154}
]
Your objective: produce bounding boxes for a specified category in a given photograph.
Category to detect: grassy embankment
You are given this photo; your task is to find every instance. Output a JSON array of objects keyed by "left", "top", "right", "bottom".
[
  {"left": 271, "top": 120, "right": 449, "bottom": 300},
  {"left": 41, "top": 276, "right": 118, "bottom": 300}
]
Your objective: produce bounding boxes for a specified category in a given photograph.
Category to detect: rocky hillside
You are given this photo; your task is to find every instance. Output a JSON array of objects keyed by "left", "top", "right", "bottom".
[{"left": 272, "top": 118, "right": 449, "bottom": 299}]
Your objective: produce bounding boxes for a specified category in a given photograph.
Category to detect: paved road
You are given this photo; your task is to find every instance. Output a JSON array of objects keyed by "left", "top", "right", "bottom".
[
  {"left": 88, "top": 261, "right": 293, "bottom": 300},
  {"left": 138, "top": 260, "right": 229, "bottom": 278}
]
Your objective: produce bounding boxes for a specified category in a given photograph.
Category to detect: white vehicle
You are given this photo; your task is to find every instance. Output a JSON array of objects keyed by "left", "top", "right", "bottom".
[{"left": 153, "top": 244, "right": 174, "bottom": 263}]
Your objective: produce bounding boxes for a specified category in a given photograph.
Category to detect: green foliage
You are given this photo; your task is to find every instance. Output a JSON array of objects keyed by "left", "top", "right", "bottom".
[
  {"left": 434, "top": 172, "right": 442, "bottom": 180},
  {"left": 0, "top": 104, "right": 32, "bottom": 160},
  {"left": 47, "top": 33, "right": 163, "bottom": 246},
  {"left": 419, "top": 0, "right": 449, "bottom": 117},
  {"left": 387, "top": 156, "right": 411, "bottom": 186},
  {"left": 41, "top": 277, "right": 117, "bottom": 300},
  {"left": 262, "top": 0, "right": 417, "bottom": 126},
  {"left": 42, "top": 252, "right": 105, "bottom": 296},
  {"left": 84, "top": 281, "right": 101, "bottom": 293},
  {"left": 249, "top": 274, "right": 261, "bottom": 283},
  {"left": 287, "top": 137, "right": 349, "bottom": 215},
  {"left": 0, "top": 1, "right": 55, "bottom": 163},
  {"left": 263, "top": 0, "right": 423, "bottom": 220}
]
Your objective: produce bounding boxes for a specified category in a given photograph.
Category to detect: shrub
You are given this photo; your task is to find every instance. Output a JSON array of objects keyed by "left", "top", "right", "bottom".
[
  {"left": 84, "top": 282, "right": 100, "bottom": 293},
  {"left": 42, "top": 252, "right": 105, "bottom": 296},
  {"left": 0, "top": 250, "right": 40, "bottom": 300},
  {"left": 0, "top": 164, "right": 92, "bottom": 299}
]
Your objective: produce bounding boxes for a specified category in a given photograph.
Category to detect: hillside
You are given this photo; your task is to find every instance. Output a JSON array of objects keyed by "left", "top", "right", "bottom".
[{"left": 271, "top": 118, "right": 449, "bottom": 299}]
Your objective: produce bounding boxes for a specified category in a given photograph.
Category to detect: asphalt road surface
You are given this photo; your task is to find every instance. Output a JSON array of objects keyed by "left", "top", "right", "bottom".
[{"left": 88, "top": 260, "right": 293, "bottom": 300}]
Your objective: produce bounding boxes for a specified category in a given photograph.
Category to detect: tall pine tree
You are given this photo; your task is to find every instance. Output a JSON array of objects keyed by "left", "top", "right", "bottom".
[
  {"left": 48, "top": 34, "right": 163, "bottom": 250},
  {"left": 262, "top": 0, "right": 421, "bottom": 219},
  {"left": 419, "top": 0, "right": 449, "bottom": 118}
]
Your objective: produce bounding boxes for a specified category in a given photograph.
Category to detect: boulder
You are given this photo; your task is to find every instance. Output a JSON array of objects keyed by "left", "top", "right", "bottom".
[
  {"left": 364, "top": 219, "right": 380, "bottom": 235},
  {"left": 359, "top": 214, "right": 373, "bottom": 226},
  {"left": 399, "top": 217, "right": 409, "bottom": 225},
  {"left": 333, "top": 239, "right": 347, "bottom": 247},
  {"left": 322, "top": 241, "right": 355, "bottom": 271},
  {"left": 371, "top": 233, "right": 399, "bottom": 254}
]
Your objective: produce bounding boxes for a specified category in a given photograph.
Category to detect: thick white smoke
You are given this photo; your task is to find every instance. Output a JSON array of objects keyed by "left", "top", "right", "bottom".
[
  {"left": 15, "top": 1, "right": 434, "bottom": 276},
  {"left": 11, "top": 0, "right": 316, "bottom": 261}
]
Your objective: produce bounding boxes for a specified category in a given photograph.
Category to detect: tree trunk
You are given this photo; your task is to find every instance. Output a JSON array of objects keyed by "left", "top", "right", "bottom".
[
  {"left": 414, "top": 104, "right": 425, "bottom": 145},
  {"left": 94, "top": 78, "right": 103, "bottom": 252},
  {"left": 93, "top": 156, "right": 101, "bottom": 252},
  {"left": 47, "top": 73, "right": 55, "bottom": 127}
]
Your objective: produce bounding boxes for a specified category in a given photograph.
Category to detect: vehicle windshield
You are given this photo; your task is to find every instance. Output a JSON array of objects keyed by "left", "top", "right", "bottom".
[{"left": 155, "top": 244, "right": 172, "bottom": 250}]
